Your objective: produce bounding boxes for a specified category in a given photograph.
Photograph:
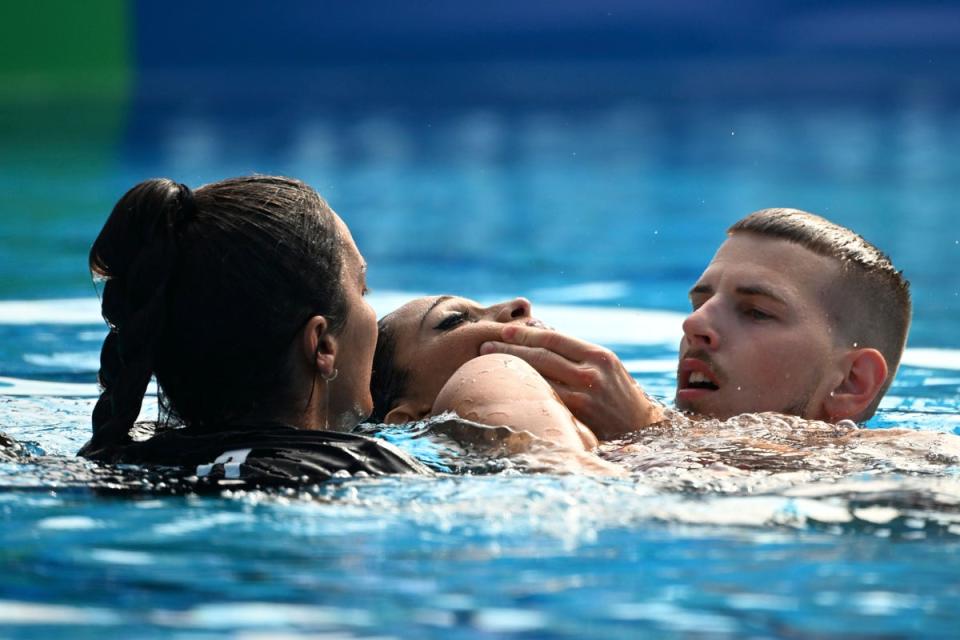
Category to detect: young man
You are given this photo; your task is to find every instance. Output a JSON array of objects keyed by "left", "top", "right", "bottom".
[{"left": 479, "top": 208, "right": 911, "bottom": 438}]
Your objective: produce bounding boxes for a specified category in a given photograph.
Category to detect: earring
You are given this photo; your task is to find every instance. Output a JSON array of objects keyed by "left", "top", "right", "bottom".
[{"left": 321, "top": 368, "right": 338, "bottom": 430}]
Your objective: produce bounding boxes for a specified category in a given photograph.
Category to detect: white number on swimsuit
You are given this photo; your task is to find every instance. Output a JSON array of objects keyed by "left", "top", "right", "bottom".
[{"left": 196, "top": 448, "right": 252, "bottom": 479}]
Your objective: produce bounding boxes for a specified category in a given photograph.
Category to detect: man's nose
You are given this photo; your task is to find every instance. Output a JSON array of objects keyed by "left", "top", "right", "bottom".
[
  {"left": 493, "top": 297, "right": 532, "bottom": 322},
  {"left": 682, "top": 303, "right": 721, "bottom": 350}
]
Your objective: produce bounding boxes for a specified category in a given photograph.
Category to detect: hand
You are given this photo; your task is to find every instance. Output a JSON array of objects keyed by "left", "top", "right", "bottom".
[{"left": 480, "top": 325, "right": 664, "bottom": 440}]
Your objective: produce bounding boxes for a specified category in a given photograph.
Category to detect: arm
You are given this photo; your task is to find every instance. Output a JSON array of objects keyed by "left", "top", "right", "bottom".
[
  {"left": 432, "top": 353, "right": 599, "bottom": 452},
  {"left": 478, "top": 325, "right": 665, "bottom": 440}
]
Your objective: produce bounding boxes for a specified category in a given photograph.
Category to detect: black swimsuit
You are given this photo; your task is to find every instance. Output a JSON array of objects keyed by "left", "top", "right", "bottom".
[
  {"left": 111, "top": 422, "right": 433, "bottom": 488},
  {"left": 2, "top": 424, "right": 430, "bottom": 495},
  {"left": 69, "top": 424, "right": 433, "bottom": 493}
]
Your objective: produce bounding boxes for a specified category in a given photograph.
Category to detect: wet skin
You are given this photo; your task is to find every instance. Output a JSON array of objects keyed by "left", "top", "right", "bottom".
[
  {"left": 676, "top": 233, "right": 849, "bottom": 420},
  {"left": 381, "top": 295, "right": 544, "bottom": 419},
  {"left": 325, "top": 214, "right": 378, "bottom": 429}
]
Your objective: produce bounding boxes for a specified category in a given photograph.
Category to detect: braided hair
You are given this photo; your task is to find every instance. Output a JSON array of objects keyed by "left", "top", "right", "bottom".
[{"left": 81, "top": 176, "right": 347, "bottom": 461}]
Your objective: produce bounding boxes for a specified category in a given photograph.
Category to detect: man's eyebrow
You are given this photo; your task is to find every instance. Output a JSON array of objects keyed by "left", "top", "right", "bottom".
[
  {"left": 420, "top": 295, "right": 453, "bottom": 330},
  {"left": 735, "top": 285, "right": 788, "bottom": 305},
  {"left": 688, "top": 283, "right": 788, "bottom": 305},
  {"left": 688, "top": 283, "right": 713, "bottom": 297}
]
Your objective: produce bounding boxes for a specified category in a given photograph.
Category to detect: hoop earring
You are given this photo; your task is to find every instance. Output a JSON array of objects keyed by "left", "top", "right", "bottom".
[{"left": 322, "top": 368, "right": 338, "bottom": 382}]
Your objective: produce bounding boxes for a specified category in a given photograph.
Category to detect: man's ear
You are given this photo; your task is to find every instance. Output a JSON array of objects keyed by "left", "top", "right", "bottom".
[
  {"left": 384, "top": 401, "right": 430, "bottom": 425},
  {"left": 301, "top": 315, "right": 337, "bottom": 378},
  {"left": 821, "top": 348, "right": 888, "bottom": 422}
]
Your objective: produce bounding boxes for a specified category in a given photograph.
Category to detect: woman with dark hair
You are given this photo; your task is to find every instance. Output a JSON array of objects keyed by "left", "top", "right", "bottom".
[
  {"left": 82, "top": 176, "right": 428, "bottom": 486},
  {"left": 369, "top": 295, "right": 655, "bottom": 472}
]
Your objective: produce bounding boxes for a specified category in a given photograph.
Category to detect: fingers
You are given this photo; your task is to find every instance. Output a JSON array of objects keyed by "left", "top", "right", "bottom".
[
  {"left": 479, "top": 341, "right": 592, "bottom": 388},
  {"left": 496, "top": 325, "right": 601, "bottom": 363},
  {"left": 481, "top": 325, "right": 663, "bottom": 439}
]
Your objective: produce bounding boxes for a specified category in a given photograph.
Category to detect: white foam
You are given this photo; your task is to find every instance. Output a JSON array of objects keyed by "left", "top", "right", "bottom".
[
  {"left": 900, "top": 348, "right": 960, "bottom": 371},
  {"left": 536, "top": 304, "right": 684, "bottom": 346},
  {"left": 0, "top": 298, "right": 102, "bottom": 325},
  {"left": 622, "top": 359, "right": 678, "bottom": 374},
  {"left": 0, "top": 600, "right": 119, "bottom": 625},
  {"left": 37, "top": 515, "right": 102, "bottom": 530},
  {"left": 529, "top": 281, "right": 630, "bottom": 303},
  {"left": 23, "top": 352, "right": 100, "bottom": 370},
  {"left": 0, "top": 376, "right": 99, "bottom": 397},
  {"left": 0, "top": 376, "right": 157, "bottom": 397}
]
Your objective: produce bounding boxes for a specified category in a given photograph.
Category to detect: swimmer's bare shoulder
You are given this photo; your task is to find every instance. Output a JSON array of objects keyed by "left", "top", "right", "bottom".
[{"left": 432, "top": 353, "right": 600, "bottom": 453}]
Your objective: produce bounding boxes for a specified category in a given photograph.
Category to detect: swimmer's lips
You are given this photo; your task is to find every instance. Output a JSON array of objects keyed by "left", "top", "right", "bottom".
[{"left": 676, "top": 358, "right": 720, "bottom": 401}]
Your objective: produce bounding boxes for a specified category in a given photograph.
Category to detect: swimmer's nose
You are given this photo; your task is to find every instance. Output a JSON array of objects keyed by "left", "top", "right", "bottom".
[
  {"left": 682, "top": 302, "right": 720, "bottom": 350},
  {"left": 494, "top": 297, "right": 532, "bottom": 323}
]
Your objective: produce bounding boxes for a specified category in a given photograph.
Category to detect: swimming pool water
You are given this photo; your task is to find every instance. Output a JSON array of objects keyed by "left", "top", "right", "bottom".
[{"left": 2, "top": 86, "right": 960, "bottom": 637}]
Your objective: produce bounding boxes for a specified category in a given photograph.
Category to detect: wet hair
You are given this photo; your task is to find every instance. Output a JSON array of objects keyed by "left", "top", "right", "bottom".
[
  {"left": 369, "top": 314, "right": 409, "bottom": 423},
  {"left": 729, "top": 208, "right": 911, "bottom": 418},
  {"left": 82, "top": 176, "right": 347, "bottom": 461}
]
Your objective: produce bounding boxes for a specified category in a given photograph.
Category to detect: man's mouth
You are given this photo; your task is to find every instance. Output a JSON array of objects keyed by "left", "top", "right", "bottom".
[
  {"left": 677, "top": 358, "right": 721, "bottom": 393},
  {"left": 686, "top": 370, "right": 719, "bottom": 390}
]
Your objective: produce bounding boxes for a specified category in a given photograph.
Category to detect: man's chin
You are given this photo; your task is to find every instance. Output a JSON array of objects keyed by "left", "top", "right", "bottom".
[
  {"left": 675, "top": 390, "right": 815, "bottom": 421},
  {"left": 676, "top": 389, "right": 714, "bottom": 414},
  {"left": 676, "top": 397, "right": 703, "bottom": 416},
  {"left": 674, "top": 391, "right": 734, "bottom": 419}
]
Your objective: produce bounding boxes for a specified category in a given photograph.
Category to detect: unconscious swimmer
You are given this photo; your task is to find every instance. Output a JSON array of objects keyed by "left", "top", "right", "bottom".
[
  {"left": 368, "top": 209, "right": 960, "bottom": 480},
  {"left": 369, "top": 295, "right": 632, "bottom": 473}
]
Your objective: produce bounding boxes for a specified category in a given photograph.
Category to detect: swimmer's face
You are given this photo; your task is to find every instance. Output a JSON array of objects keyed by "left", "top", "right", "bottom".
[
  {"left": 676, "top": 233, "right": 847, "bottom": 420},
  {"left": 380, "top": 296, "right": 542, "bottom": 421},
  {"left": 327, "top": 214, "right": 378, "bottom": 429}
]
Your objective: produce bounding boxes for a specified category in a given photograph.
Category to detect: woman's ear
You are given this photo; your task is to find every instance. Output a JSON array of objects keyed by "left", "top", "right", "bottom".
[
  {"left": 384, "top": 401, "right": 431, "bottom": 424},
  {"left": 821, "top": 348, "right": 888, "bottom": 422},
  {"left": 301, "top": 315, "right": 337, "bottom": 378}
]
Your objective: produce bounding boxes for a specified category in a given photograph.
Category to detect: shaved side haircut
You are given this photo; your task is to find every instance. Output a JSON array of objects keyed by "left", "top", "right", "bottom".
[{"left": 729, "top": 208, "right": 911, "bottom": 418}]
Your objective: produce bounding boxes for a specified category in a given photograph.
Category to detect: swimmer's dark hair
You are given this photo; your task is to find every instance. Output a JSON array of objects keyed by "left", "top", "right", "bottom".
[
  {"left": 82, "top": 176, "right": 347, "bottom": 461},
  {"left": 369, "top": 315, "right": 409, "bottom": 423},
  {"left": 730, "top": 208, "right": 911, "bottom": 419}
]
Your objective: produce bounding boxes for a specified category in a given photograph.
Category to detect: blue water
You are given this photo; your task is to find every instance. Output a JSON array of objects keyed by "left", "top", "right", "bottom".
[{"left": 3, "top": 83, "right": 960, "bottom": 637}]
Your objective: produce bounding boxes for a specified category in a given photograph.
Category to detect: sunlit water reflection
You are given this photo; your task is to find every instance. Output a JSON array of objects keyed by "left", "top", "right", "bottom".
[{"left": 3, "top": 93, "right": 960, "bottom": 637}]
